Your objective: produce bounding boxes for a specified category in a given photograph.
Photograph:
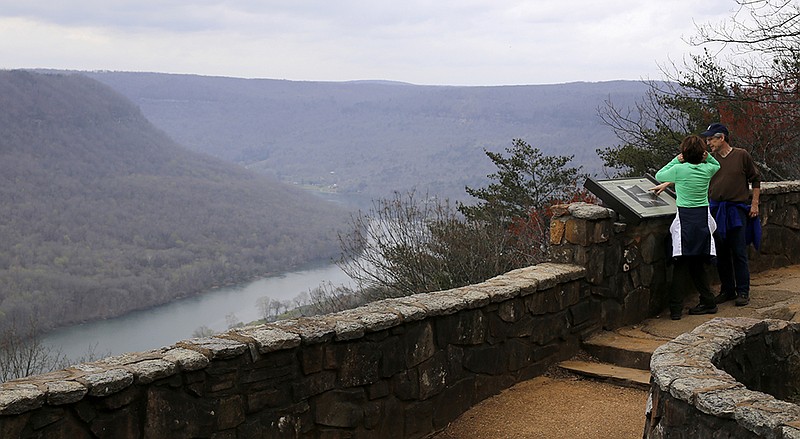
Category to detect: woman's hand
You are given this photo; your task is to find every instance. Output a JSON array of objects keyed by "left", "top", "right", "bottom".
[{"left": 649, "top": 181, "right": 672, "bottom": 196}]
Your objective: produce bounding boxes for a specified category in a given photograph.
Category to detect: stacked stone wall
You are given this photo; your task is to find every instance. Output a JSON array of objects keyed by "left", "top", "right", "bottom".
[
  {"left": 753, "top": 181, "right": 800, "bottom": 272},
  {"left": 548, "top": 202, "right": 672, "bottom": 329},
  {"left": 0, "top": 264, "right": 593, "bottom": 439},
  {"left": 646, "top": 318, "right": 800, "bottom": 438}
]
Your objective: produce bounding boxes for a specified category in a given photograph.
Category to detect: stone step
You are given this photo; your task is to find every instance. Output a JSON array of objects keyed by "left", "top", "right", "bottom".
[
  {"left": 582, "top": 330, "right": 668, "bottom": 370},
  {"left": 558, "top": 360, "right": 652, "bottom": 390}
]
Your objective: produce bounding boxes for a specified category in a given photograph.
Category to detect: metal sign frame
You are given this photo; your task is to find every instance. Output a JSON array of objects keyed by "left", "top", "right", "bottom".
[{"left": 584, "top": 174, "right": 676, "bottom": 224}]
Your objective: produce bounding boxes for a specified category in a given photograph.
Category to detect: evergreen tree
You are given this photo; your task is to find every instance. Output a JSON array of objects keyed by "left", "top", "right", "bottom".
[{"left": 459, "top": 139, "right": 586, "bottom": 223}]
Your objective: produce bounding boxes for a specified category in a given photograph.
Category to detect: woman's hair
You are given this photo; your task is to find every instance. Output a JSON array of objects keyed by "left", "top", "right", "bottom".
[{"left": 681, "top": 135, "right": 707, "bottom": 164}]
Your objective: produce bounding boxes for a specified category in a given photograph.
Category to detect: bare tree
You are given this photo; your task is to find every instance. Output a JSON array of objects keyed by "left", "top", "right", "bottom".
[
  {"left": 597, "top": 81, "right": 707, "bottom": 177},
  {"left": 225, "top": 313, "right": 243, "bottom": 329},
  {"left": 336, "top": 191, "right": 472, "bottom": 297},
  {"left": 307, "top": 282, "right": 363, "bottom": 315},
  {"left": 683, "top": 0, "right": 800, "bottom": 178},
  {"left": 599, "top": 0, "right": 800, "bottom": 179},
  {"left": 292, "top": 291, "right": 310, "bottom": 311},
  {"left": 257, "top": 296, "right": 273, "bottom": 321},
  {"left": 0, "top": 316, "right": 67, "bottom": 382},
  {"left": 192, "top": 325, "right": 216, "bottom": 338},
  {"left": 691, "top": 0, "right": 800, "bottom": 84}
]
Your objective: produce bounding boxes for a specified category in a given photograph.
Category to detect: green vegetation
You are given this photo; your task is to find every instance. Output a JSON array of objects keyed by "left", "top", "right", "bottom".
[{"left": 0, "top": 70, "right": 350, "bottom": 335}]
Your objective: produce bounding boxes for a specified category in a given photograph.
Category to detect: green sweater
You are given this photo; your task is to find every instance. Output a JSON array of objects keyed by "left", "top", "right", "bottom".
[{"left": 655, "top": 154, "right": 720, "bottom": 208}]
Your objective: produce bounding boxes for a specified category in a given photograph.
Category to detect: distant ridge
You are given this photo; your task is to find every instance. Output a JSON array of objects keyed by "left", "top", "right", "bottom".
[
  {"left": 83, "top": 71, "right": 651, "bottom": 203},
  {"left": 343, "top": 80, "right": 416, "bottom": 86},
  {"left": 0, "top": 70, "right": 349, "bottom": 332}
]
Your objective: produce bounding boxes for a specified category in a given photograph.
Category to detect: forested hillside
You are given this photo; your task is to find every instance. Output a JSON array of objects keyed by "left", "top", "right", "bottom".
[
  {"left": 84, "top": 72, "right": 651, "bottom": 204},
  {"left": 0, "top": 70, "right": 350, "bottom": 333}
]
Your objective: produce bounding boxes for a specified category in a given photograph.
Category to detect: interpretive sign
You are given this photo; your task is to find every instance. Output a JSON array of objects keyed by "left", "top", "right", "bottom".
[{"left": 584, "top": 175, "right": 676, "bottom": 224}]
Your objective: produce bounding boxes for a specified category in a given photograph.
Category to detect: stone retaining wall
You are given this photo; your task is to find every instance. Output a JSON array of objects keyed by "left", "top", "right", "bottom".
[
  {"left": 753, "top": 181, "right": 800, "bottom": 272},
  {"left": 1, "top": 180, "right": 799, "bottom": 438},
  {"left": 0, "top": 264, "right": 594, "bottom": 439},
  {"left": 548, "top": 202, "right": 672, "bottom": 329},
  {"left": 646, "top": 318, "right": 800, "bottom": 438}
]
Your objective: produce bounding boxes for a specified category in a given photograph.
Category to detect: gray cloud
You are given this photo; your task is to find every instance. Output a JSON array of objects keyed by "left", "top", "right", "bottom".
[{"left": 0, "top": 0, "right": 738, "bottom": 85}]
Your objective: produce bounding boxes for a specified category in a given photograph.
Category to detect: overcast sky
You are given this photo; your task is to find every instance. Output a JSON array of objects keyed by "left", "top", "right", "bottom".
[{"left": 0, "top": 0, "right": 738, "bottom": 86}]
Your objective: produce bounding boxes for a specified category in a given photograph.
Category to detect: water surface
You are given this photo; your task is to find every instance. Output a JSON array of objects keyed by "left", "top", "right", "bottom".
[{"left": 43, "top": 263, "right": 351, "bottom": 360}]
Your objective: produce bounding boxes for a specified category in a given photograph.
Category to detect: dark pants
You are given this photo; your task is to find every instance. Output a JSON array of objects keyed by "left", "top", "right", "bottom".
[
  {"left": 670, "top": 255, "right": 714, "bottom": 313},
  {"left": 714, "top": 207, "right": 750, "bottom": 298}
]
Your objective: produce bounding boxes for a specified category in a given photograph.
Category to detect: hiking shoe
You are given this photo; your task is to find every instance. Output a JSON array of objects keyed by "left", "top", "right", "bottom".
[
  {"left": 670, "top": 310, "right": 682, "bottom": 320},
  {"left": 714, "top": 292, "right": 736, "bottom": 304},
  {"left": 735, "top": 295, "right": 750, "bottom": 306},
  {"left": 688, "top": 303, "right": 718, "bottom": 315}
]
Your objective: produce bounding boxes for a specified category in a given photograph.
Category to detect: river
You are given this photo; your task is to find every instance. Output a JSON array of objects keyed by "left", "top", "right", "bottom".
[{"left": 43, "top": 262, "right": 352, "bottom": 361}]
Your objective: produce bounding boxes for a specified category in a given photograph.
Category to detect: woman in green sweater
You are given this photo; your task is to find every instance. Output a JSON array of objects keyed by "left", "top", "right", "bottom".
[{"left": 654, "top": 135, "right": 720, "bottom": 320}]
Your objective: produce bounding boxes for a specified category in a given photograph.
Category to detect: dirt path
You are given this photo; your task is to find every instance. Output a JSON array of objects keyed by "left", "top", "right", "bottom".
[{"left": 433, "top": 373, "right": 648, "bottom": 439}]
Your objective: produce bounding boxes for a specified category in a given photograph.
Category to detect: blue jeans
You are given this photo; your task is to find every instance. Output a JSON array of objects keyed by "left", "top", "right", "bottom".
[{"left": 714, "top": 207, "right": 750, "bottom": 297}]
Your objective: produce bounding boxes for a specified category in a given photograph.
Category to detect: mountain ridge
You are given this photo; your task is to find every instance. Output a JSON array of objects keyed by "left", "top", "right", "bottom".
[
  {"left": 0, "top": 70, "right": 349, "bottom": 332},
  {"left": 81, "top": 71, "right": 651, "bottom": 204}
]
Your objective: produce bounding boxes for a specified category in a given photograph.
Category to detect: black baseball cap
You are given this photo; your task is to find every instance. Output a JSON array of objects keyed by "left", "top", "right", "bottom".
[{"left": 701, "top": 123, "right": 729, "bottom": 137}]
